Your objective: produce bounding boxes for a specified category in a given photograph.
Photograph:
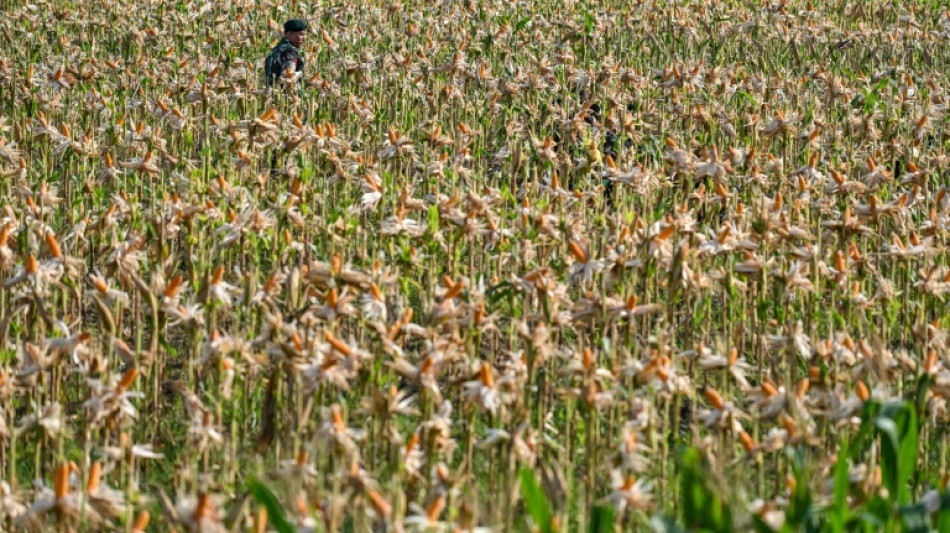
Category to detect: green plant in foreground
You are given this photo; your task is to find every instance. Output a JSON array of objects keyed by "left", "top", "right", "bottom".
[
  {"left": 653, "top": 382, "right": 945, "bottom": 533},
  {"left": 2, "top": 0, "right": 950, "bottom": 531}
]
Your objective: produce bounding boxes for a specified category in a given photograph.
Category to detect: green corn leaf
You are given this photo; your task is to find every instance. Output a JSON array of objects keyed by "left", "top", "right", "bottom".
[
  {"left": 750, "top": 514, "right": 777, "bottom": 533},
  {"left": 248, "top": 478, "right": 295, "bottom": 533},
  {"left": 678, "top": 447, "right": 732, "bottom": 533},
  {"left": 589, "top": 505, "right": 615, "bottom": 533},
  {"left": 938, "top": 489, "right": 950, "bottom": 533},
  {"left": 873, "top": 415, "right": 901, "bottom": 499},
  {"left": 897, "top": 405, "right": 919, "bottom": 504},
  {"left": 785, "top": 456, "right": 814, "bottom": 529},
  {"left": 584, "top": 11, "right": 594, "bottom": 36},
  {"left": 428, "top": 204, "right": 440, "bottom": 233},
  {"left": 828, "top": 444, "right": 850, "bottom": 533},
  {"left": 519, "top": 467, "right": 554, "bottom": 533},
  {"left": 159, "top": 337, "right": 179, "bottom": 358},
  {"left": 848, "top": 510, "right": 885, "bottom": 529}
]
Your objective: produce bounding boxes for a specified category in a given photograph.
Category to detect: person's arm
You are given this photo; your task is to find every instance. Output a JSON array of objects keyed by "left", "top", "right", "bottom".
[{"left": 279, "top": 49, "right": 301, "bottom": 78}]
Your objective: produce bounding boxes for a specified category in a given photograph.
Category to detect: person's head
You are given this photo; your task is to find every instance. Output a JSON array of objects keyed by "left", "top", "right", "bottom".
[{"left": 283, "top": 19, "right": 308, "bottom": 47}]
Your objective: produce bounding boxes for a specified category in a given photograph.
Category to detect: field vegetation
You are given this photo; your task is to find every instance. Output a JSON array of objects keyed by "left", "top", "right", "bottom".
[{"left": 1, "top": 0, "right": 950, "bottom": 531}]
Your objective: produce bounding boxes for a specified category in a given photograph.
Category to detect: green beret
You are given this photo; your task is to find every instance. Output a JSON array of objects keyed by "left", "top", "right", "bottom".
[{"left": 284, "top": 19, "right": 309, "bottom": 32}]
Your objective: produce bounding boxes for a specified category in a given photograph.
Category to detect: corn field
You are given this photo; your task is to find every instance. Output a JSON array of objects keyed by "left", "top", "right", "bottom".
[{"left": 1, "top": 0, "right": 950, "bottom": 531}]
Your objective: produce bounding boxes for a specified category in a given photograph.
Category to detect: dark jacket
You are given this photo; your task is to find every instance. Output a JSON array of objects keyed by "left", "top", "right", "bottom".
[{"left": 265, "top": 38, "right": 304, "bottom": 86}]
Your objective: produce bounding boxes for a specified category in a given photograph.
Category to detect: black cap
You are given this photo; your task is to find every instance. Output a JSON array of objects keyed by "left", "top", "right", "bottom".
[{"left": 284, "top": 19, "right": 309, "bottom": 32}]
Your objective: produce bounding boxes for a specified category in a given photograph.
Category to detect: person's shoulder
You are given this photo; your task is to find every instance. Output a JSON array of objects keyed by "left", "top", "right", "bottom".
[
  {"left": 267, "top": 40, "right": 284, "bottom": 56},
  {"left": 281, "top": 44, "right": 301, "bottom": 58},
  {"left": 278, "top": 40, "right": 300, "bottom": 54}
]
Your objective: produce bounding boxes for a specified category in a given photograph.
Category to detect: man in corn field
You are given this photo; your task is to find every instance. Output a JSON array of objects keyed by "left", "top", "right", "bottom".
[
  {"left": 266, "top": 19, "right": 308, "bottom": 175},
  {"left": 266, "top": 19, "right": 308, "bottom": 88}
]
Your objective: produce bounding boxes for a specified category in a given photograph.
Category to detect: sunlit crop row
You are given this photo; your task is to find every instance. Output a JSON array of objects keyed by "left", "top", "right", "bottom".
[{"left": 1, "top": 0, "right": 950, "bottom": 531}]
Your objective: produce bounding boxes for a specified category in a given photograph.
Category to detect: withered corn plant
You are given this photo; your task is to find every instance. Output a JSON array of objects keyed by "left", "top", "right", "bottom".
[{"left": 1, "top": 0, "right": 950, "bottom": 532}]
